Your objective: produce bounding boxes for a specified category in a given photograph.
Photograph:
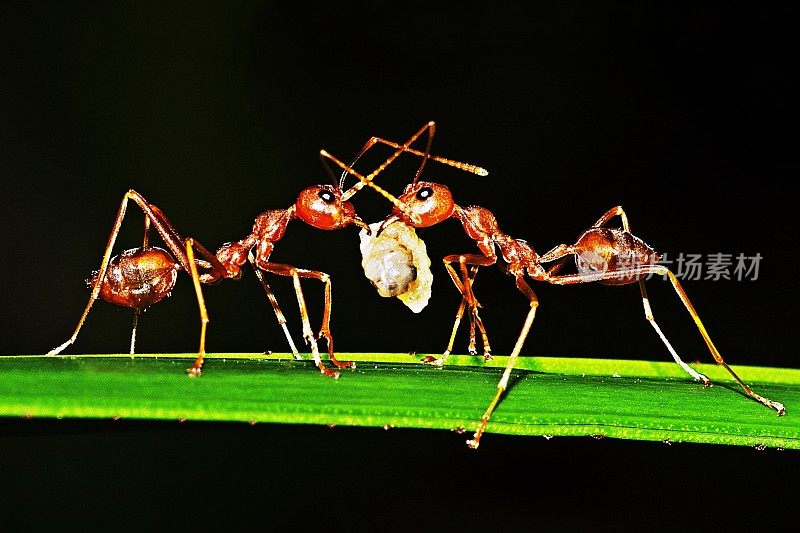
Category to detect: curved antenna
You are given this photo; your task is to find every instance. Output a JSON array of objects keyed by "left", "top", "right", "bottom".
[
  {"left": 338, "top": 139, "right": 373, "bottom": 190},
  {"left": 413, "top": 121, "right": 435, "bottom": 185},
  {"left": 367, "top": 138, "right": 489, "bottom": 177},
  {"left": 319, "top": 150, "right": 340, "bottom": 187},
  {"left": 320, "top": 149, "right": 422, "bottom": 225},
  {"left": 339, "top": 121, "right": 438, "bottom": 201}
]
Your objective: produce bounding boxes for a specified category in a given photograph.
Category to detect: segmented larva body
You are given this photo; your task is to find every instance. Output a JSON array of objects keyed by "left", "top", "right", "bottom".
[{"left": 359, "top": 221, "right": 433, "bottom": 313}]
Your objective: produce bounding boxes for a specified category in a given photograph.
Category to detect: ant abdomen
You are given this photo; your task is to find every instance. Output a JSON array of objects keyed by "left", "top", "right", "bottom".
[
  {"left": 92, "top": 247, "right": 179, "bottom": 308},
  {"left": 574, "top": 228, "right": 658, "bottom": 286}
]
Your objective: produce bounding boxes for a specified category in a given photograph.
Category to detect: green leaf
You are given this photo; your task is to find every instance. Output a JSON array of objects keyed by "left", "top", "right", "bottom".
[{"left": 0, "top": 353, "right": 797, "bottom": 449}]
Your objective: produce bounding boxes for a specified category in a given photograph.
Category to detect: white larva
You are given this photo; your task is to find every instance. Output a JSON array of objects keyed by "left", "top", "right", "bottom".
[{"left": 359, "top": 220, "right": 433, "bottom": 313}]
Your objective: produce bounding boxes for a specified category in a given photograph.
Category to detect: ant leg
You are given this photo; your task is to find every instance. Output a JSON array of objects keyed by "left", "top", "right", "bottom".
[
  {"left": 589, "top": 206, "right": 701, "bottom": 380},
  {"left": 247, "top": 251, "right": 301, "bottom": 359},
  {"left": 591, "top": 205, "right": 630, "bottom": 231},
  {"left": 661, "top": 269, "right": 784, "bottom": 414},
  {"left": 315, "top": 271, "right": 356, "bottom": 369},
  {"left": 442, "top": 299, "right": 468, "bottom": 364},
  {"left": 129, "top": 308, "right": 141, "bottom": 355},
  {"left": 50, "top": 189, "right": 227, "bottom": 355},
  {"left": 186, "top": 238, "right": 211, "bottom": 377},
  {"left": 50, "top": 191, "right": 140, "bottom": 354},
  {"left": 443, "top": 255, "right": 495, "bottom": 360},
  {"left": 538, "top": 243, "right": 576, "bottom": 264},
  {"left": 539, "top": 206, "right": 631, "bottom": 265},
  {"left": 545, "top": 256, "right": 571, "bottom": 276},
  {"left": 126, "top": 190, "right": 227, "bottom": 280},
  {"left": 460, "top": 262, "right": 491, "bottom": 359},
  {"left": 424, "top": 266, "right": 481, "bottom": 366},
  {"left": 129, "top": 213, "right": 154, "bottom": 354},
  {"left": 255, "top": 262, "right": 349, "bottom": 377},
  {"left": 443, "top": 262, "right": 481, "bottom": 356},
  {"left": 545, "top": 266, "right": 785, "bottom": 415},
  {"left": 468, "top": 276, "right": 539, "bottom": 449},
  {"left": 638, "top": 280, "right": 710, "bottom": 384}
]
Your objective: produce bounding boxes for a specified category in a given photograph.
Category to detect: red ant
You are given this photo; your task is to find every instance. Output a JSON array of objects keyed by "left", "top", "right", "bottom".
[
  {"left": 325, "top": 121, "right": 786, "bottom": 448},
  {"left": 48, "top": 127, "right": 438, "bottom": 378}
]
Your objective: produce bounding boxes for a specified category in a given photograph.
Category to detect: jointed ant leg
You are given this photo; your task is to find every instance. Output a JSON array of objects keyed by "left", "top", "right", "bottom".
[
  {"left": 442, "top": 298, "right": 467, "bottom": 363},
  {"left": 248, "top": 251, "right": 301, "bottom": 359},
  {"left": 129, "top": 213, "right": 153, "bottom": 354},
  {"left": 544, "top": 256, "right": 570, "bottom": 276},
  {"left": 186, "top": 238, "right": 211, "bottom": 376},
  {"left": 539, "top": 206, "right": 631, "bottom": 265},
  {"left": 443, "top": 254, "right": 496, "bottom": 360},
  {"left": 50, "top": 190, "right": 148, "bottom": 354},
  {"left": 254, "top": 262, "right": 352, "bottom": 377},
  {"left": 544, "top": 265, "right": 785, "bottom": 415},
  {"left": 423, "top": 265, "right": 482, "bottom": 366},
  {"left": 592, "top": 205, "right": 630, "bottom": 231},
  {"left": 638, "top": 279, "right": 709, "bottom": 384},
  {"left": 538, "top": 243, "right": 576, "bottom": 264},
  {"left": 48, "top": 193, "right": 130, "bottom": 355},
  {"left": 129, "top": 308, "right": 141, "bottom": 355},
  {"left": 49, "top": 189, "right": 227, "bottom": 355},
  {"left": 442, "top": 261, "right": 482, "bottom": 356},
  {"left": 586, "top": 207, "right": 707, "bottom": 383},
  {"left": 459, "top": 261, "right": 491, "bottom": 359},
  {"left": 468, "top": 278, "right": 539, "bottom": 449},
  {"left": 262, "top": 265, "right": 353, "bottom": 370},
  {"left": 313, "top": 271, "right": 354, "bottom": 369}
]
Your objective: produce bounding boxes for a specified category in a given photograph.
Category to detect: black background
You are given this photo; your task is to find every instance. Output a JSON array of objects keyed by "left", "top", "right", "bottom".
[{"left": 1, "top": 2, "right": 798, "bottom": 529}]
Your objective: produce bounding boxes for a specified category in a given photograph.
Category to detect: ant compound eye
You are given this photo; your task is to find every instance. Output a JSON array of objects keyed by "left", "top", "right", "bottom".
[
  {"left": 416, "top": 187, "right": 433, "bottom": 201},
  {"left": 318, "top": 190, "right": 335, "bottom": 204}
]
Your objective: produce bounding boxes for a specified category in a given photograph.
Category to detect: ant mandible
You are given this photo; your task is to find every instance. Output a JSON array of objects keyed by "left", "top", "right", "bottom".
[
  {"left": 325, "top": 121, "right": 786, "bottom": 448},
  {"left": 48, "top": 127, "right": 431, "bottom": 378}
]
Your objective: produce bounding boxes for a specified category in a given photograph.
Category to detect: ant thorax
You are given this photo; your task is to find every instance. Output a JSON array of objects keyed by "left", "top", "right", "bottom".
[{"left": 359, "top": 220, "right": 433, "bottom": 313}]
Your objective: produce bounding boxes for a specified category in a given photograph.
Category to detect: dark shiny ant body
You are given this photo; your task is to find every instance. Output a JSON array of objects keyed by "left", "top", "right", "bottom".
[{"left": 327, "top": 121, "right": 785, "bottom": 448}]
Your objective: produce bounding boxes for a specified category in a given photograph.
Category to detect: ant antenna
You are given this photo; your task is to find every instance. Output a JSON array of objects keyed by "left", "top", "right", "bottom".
[
  {"left": 320, "top": 149, "right": 422, "bottom": 225},
  {"left": 319, "top": 151, "right": 341, "bottom": 187},
  {"left": 412, "top": 121, "right": 435, "bottom": 185},
  {"left": 369, "top": 138, "right": 489, "bottom": 177},
  {"left": 338, "top": 121, "right": 437, "bottom": 197},
  {"left": 339, "top": 140, "right": 374, "bottom": 190}
]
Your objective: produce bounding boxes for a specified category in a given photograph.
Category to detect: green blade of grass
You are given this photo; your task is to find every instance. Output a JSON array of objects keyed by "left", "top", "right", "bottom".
[{"left": 1, "top": 353, "right": 798, "bottom": 449}]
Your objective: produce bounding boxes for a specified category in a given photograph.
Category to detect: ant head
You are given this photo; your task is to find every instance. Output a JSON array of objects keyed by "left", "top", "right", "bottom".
[
  {"left": 392, "top": 181, "right": 455, "bottom": 227},
  {"left": 295, "top": 184, "right": 365, "bottom": 231}
]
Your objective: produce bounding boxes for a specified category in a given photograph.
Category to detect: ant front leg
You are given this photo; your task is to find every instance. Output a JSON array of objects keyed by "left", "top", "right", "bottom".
[
  {"left": 423, "top": 265, "right": 481, "bottom": 366},
  {"left": 254, "top": 261, "right": 353, "bottom": 378},
  {"left": 442, "top": 254, "right": 496, "bottom": 361},
  {"left": 247, "top": 251, "right": 301, "bottom": 359}
]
